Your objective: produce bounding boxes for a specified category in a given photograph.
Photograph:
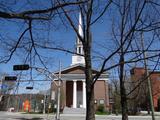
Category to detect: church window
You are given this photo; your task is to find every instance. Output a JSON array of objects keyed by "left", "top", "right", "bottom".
[
  {"left": 78, "top": 47, "right": 81, "bottom": 54},
  {"left": 157, "top": 76, "right": 160, "bottom": 80},
  {"left": 99, "top": 99, "right": 104, "bottom": 104}
]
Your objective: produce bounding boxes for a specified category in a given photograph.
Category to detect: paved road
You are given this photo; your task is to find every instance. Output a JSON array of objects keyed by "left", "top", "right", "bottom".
[
  {"left": 0, "top": 112, "right": 44, "bottom": 120},
  {"left": 0, "top": 112, "right": 160, "bottom": 120}
]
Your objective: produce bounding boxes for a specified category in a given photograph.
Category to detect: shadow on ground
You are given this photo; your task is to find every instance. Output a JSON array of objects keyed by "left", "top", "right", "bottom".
[{"left": 15, "top": 118, "right": 43, "bottom": 120}]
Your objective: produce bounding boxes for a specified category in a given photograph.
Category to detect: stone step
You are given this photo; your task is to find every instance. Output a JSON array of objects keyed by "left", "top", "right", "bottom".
[{"left": 63, "top": 107, "right": 86, "bottom": 114}]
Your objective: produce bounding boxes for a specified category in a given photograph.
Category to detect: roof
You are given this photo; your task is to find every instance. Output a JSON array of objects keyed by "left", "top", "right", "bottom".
[
  {"left": 54, "top": 63, "right": 108, "bottom": 74},
  {"left": 53, "top": 64, "right": 109, "bottom": 80}
]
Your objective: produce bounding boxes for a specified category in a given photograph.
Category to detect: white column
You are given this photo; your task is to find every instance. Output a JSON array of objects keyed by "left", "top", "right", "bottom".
[
  {"left": 82, "top": 80, "right": 86, "bottom": 108},
  {"left": 73, "top": 80, "right": 77, "bottom": 108}
]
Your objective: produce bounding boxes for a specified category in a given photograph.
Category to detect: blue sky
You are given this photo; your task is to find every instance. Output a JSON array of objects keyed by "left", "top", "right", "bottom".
[
  {"left": 0, "top": 9, "right": 111, "bottom": 94},
  {"left": 1, "top": 1, "right": 160, "bottom": 94}
]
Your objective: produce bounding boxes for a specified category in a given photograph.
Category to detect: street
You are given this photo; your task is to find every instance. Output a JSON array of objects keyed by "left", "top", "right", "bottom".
[{"left": 0, "top": 112, "right": 160, "bottom": 120}]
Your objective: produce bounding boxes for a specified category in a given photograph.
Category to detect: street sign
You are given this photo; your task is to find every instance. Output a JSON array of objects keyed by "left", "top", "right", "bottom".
[
  {"left": 13, "top": 64, "right": 29, "bottom": 71},
  {"left": 26, "top": 86, "right": 33, "bottom": 89},
  {"left": 4, "top": 76, "right": 17, "bottom": 81}
]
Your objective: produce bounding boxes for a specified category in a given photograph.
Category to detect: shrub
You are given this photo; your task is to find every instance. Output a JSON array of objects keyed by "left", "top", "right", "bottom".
[{"left": 97, "top": 105, "right": 105, "bottom": 113}]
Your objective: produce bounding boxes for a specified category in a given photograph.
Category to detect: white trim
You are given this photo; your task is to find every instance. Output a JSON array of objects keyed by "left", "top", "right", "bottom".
[
  {"left": 73, "top": 80, "right": 77, "bottom": 108},
  {"left": 82, "top": 80, "right": 86, "bottom": 108}
]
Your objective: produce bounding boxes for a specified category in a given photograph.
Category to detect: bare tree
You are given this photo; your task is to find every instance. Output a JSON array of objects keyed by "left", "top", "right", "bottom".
[
  {"left": 107, "top": 0, "right": 160, "bottom": 119},
  {"left": 1, "top": 1, "right": 160, "bottom": 120}
]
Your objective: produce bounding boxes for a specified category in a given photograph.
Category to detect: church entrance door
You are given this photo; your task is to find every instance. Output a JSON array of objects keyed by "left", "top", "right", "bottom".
[{"left": 77, "top": 90, "right": 82, "bottom": 108}]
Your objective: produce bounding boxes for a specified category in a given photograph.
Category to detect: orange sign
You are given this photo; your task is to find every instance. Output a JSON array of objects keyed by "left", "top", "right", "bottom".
[{"left": 23, "top": 100, "right": 31, "bottom": 112}]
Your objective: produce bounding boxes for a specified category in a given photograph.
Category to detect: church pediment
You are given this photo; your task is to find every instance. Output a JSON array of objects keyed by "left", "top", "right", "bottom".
[
  {"left": 53, "top": 64, "right": 108, "bottom": 81},
  {"left": 54, "top": 64, "right": 99, "bottom": 74},
  {"left": 61, "top": 66, "right": 85, "bottom": 74}
]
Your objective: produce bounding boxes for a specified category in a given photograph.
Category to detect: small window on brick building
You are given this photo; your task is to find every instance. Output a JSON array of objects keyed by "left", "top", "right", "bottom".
[
  {"left": 99, "top": 99, "right": 104, "bottom": 104},
  {"left": 157, "top": 77, "right": 160, "bottom": 80}
]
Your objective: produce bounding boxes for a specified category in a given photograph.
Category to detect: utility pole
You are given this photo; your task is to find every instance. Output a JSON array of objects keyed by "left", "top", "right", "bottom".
[
  {"left": 17, "top": 83, "right": 20, "bottom": 112},
  {"left": 43, "top": 93, "right": 46, "bottom": 114},
  {"left": 34, "top": 65, "right": 61, "bottom": 119},
  {"left": 0, "top": 79, "right": 3, "bottom": 101},
  {"left": 141, "top": 32, "right": 155, "bottom": 120},
  {"left": 56, "top": 61, "right": 61, "bottom": 120}
]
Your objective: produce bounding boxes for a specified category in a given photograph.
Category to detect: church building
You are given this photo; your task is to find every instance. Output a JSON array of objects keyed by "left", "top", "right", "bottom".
[{"left": 51, "top": 13, "right": 109, "bottom": 113}]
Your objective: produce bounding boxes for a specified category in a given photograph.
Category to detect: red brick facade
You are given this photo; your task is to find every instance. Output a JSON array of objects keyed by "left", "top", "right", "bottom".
[{"left": 130, "top": 68, "right": 160, "bottom": 111}]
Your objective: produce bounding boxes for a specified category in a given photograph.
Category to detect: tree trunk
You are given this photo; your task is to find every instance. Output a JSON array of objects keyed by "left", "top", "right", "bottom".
[
  {"left": 86, "top": 86, "right": 95, "bottom": 120},
  {"left": 121, "top": 87, "right": 128, "bottom": 120},
  {"left": 85, "top": 51, "right": 95, "bottom": 120},
  {"left": 84, "top": 30, "right": 95, "bottom": 120},
  {"left": 119, "top": 55, "right": 128, "bottom": 120}
]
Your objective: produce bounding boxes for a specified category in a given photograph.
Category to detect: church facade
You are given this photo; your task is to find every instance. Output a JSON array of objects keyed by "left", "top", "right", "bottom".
[
  {"left": 51, "top": 13, "right": 109, "bottom": 112},
  {"left": 51, "top": 64, "right": 109, "bottom": 110}
]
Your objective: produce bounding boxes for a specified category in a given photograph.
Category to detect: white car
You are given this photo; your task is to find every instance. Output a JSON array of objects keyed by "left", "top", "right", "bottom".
[{"left": 8, "top": 107, "right": 15, "bottom": 112}]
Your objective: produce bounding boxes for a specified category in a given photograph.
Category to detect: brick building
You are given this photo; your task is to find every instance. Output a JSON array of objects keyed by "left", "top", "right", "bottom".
[{"left": 130, "top": 67, "right": 160, "bottom": 111}]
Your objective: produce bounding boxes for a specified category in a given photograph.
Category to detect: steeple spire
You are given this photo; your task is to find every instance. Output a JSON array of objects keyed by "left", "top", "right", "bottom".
[
  {"left": 76, "top": 12, "right": 83, "bottom": 55},
  {"left": 71, "top": 12, "right": 85, "bottom": 65},
  {"left": 78, "top": 12, "right": 83, "bottom": 41}
]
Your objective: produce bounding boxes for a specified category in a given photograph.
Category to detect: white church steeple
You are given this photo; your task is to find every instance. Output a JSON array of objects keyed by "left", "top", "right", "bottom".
[{"left": 71, "top": 12, "right": 85, "bottom": 65}]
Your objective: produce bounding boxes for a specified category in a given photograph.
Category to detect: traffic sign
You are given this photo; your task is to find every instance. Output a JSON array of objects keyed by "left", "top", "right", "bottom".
[
  {"left": 26, "top": 86, "right": 33, "bottom": 89},
  {"left": 13, "top": 64, "right": 29, "bottom": 71},
  {"left": 4, "top": 76, "right": 17, "bottom": 81}
]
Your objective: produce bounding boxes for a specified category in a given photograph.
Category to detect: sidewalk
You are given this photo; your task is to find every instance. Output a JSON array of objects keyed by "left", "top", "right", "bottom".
[
  {"left": 4, "top": 111, "right": 160, "bottom": 120},
  {"left": 140, "top": 111, "right": 160, "bottom": 116},
  {"left": 7, "top": 111, "right": 160, "bottom": 116}
]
